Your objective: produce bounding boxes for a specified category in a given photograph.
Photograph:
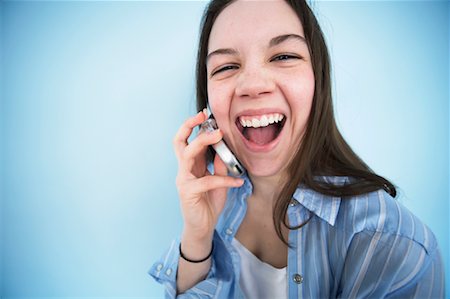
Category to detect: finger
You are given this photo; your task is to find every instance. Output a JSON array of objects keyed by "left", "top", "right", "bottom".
[
  {"left": 190, "top": 175, "right": 244, "bottom": 195},
  {"left": 182, "top": 129, "right": 223, "bottom": 171},
  {"left": 173, "top": 111, "right": 207, "bottom": 158},
  {"left": 207, "top": 155, "right": 231, "bottom": 215}
]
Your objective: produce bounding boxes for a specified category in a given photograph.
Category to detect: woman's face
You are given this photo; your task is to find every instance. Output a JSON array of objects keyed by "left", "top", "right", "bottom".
[{"left": 206, "top": 0, "right": 315, "bottom": 179}]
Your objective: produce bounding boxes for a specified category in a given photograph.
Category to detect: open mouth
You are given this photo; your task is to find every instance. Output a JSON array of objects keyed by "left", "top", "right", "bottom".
[{"left": 235, "top": 113, "right": 286, "bottom": 146}]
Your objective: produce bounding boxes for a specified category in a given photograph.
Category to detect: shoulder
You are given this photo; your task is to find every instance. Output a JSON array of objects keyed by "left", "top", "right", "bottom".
[
  {"left": 332, "top": 188, "right": 445, "bottom": 297},
  {"left": 335, "top": 188, "right": 438, "bottom": 255}
]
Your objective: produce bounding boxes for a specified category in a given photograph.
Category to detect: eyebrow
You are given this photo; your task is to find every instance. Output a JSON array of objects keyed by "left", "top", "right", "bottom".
[
  {"left": 269, "top": 34, "right": 306, "bottom": 47},
  {"left": 206, "top": 48, "right": 238, "bottom": 63},
  {"left": 206, "top": 34, "right": 306, "bottom": 62}
]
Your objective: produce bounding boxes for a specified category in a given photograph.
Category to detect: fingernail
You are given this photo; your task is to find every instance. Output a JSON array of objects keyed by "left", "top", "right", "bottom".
[{"left": 235, "top": 178, "right": 244, "bottom": 185}]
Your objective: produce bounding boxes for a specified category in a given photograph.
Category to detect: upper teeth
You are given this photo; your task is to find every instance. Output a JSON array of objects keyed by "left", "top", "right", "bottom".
[{"left": 239, "top": 113, "right": 285, "bottom": 128}]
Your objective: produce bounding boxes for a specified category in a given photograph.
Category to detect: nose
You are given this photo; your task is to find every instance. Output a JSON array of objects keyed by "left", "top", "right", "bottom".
[{"left": 235, "top": 66, "right": 275, "bottom": 98}]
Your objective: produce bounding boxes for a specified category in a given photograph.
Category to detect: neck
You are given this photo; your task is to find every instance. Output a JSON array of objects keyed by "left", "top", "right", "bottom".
[{"left": 248, "top": 172, "right": 286, "bottom": 204}]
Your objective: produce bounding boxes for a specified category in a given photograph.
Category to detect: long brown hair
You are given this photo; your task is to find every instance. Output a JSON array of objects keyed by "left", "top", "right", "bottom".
[{"left": 195, "top": 0, "right": 397, "bottom": 246}]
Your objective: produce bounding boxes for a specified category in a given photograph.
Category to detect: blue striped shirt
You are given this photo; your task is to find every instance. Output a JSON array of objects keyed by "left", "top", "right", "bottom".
[{"left": 149, "top": 175, "right": 445, "bottom": 298}]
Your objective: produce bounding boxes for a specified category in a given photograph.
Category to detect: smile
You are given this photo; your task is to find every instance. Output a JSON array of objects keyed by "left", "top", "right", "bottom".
[{"left": 235, "top": 112, "right": 287, "bottom": 151}]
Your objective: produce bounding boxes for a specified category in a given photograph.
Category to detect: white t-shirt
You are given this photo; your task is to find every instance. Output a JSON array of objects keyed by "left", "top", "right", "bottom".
[{"left": 231, "top": 237, "right": 287, "bottom": 299}]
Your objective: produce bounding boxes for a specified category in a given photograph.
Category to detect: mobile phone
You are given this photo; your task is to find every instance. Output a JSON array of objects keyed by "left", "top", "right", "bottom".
[{"left": 199, "top": 112, "right": 245, "bottom": 177}]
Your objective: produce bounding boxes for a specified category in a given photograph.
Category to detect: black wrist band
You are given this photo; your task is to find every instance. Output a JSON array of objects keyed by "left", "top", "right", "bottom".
[{"left": 179, "top": 243, "right": 214, "bottom": 263}]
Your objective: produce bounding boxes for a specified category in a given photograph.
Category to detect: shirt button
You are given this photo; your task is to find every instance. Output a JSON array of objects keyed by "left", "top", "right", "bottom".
[
  {"left": 156, "top": 264, "right": 163, "bottom": 271},
  {"left": 226, "top": 228, "right": 233, "bottom": 235},
  {"left": 165, "top": 268, "right": 172, "bottom": 276},
  {"left": 289, "top": 199, "right": 299, "bottom": 207},
  {"left": 293, "top": 273, "right": 303, "bottom": 284}
]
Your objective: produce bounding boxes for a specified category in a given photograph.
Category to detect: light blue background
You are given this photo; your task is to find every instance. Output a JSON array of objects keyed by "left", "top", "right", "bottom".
[{"left": 0, "top": 1, "right": 448, "bottom": 298}]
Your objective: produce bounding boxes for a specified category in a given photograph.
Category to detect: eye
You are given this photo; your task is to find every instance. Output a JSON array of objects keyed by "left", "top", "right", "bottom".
[
  {"left": 271, "top": 54, "right": 301, "bottom": 62},
  {"left": 211, "top": 65, "right": 239, "bottom": 77}
]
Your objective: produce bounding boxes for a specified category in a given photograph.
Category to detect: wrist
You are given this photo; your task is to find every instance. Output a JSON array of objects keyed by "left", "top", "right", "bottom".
[
  {"left": 180, "top": 242, "right": 213, "bottom": 263},
  {"left": 181, "top": 231, "right": 214, "bottom": 261},
  {"left": 182, "top": 227, "right": 214, "bottom": 244}
]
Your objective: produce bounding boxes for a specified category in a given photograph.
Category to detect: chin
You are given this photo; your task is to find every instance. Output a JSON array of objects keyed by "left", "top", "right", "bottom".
[{"left": 244, "top": 161, "right": 285, "bottom": 179}]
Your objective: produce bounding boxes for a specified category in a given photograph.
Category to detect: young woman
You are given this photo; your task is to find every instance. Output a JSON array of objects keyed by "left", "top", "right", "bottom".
[{"left": 150, "top": 0, "right": 445, "bottom": 298}]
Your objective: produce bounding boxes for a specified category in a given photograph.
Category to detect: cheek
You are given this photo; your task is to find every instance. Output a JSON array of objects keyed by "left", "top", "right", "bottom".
[
  {"left": 207, "top": 83, "right": 232, "bottom": 129},
  {"left": 283, "top": 71, "right": 315, "bottom": 133},
  {"left": 283, "top": 71, "right": 315, "bottom": 110},
  {"left": 296, "top": 68, "right": 315, "bottom": 100},
  {"left": 295, "top": 83, "right": 314, "bottom": 113}
]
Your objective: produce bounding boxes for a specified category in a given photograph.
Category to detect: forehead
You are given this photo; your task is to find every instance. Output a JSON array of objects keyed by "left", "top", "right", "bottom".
[{"left": 208, "top": 0, "right": 305, "bottom": 51}]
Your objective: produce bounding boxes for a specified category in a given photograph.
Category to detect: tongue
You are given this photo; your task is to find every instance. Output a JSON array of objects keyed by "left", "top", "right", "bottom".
[{"left": 246, "top": 125, "right": 278, "bottom": 145}]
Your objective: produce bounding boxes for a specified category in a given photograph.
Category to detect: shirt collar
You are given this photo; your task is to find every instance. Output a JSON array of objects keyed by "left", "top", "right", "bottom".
[
  {"left": 217, "top": 161, "right": 347, "bottom": 227},
  {"left": 290, "top": 176, "right": 348, "bottom": 226}
]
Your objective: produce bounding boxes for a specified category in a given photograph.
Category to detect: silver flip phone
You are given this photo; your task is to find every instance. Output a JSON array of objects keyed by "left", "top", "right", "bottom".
[{"left": 199, "top": 109, "right": 245, "bottom": 177}]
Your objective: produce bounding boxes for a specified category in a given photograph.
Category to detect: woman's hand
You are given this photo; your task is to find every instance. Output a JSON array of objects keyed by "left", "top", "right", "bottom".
[{"left": 173, "top": 110, "right": 244, "bottom": 244}]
